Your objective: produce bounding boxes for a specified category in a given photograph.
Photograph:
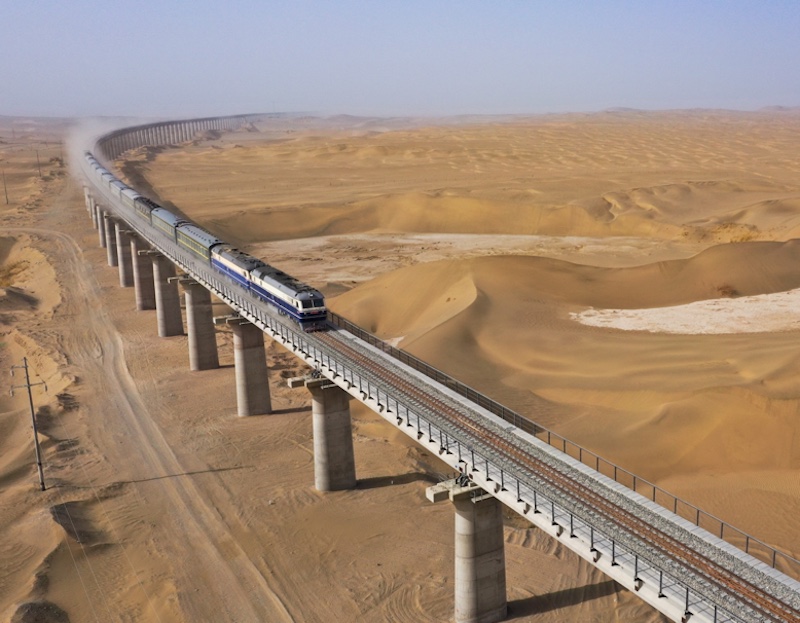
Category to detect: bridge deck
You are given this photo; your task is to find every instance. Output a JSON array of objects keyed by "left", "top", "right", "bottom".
[{"left": 82, "top": 119, "right": 800, "bottom": 623}]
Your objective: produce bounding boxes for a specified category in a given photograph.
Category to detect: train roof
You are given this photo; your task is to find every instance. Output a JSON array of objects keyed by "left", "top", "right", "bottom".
[
  {"left": 121, "top": 188, "right": 140, "bottom": 201},
  {"left": 134, "top": 196, "right": 161, "bottom": 210},
  {"left": 151, "top": 208, "right": 186, "bottom": 227},
  {"left": 251, "top": 264, "right": 324, "bottom": 300},
  {"left": 177, "top": 223, "right": 224, "bottom": 248},
  {"left": 213, "top": 245, "right": 266, "bottom": 271}
]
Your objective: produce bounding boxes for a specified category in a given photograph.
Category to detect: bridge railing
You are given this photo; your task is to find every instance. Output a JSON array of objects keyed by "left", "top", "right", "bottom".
[
  {"left": 327, "top": 311, "right": 800, "bottom": 579},
  {"left": 88, "top": 114, "right": 800, "bottom": 581}
]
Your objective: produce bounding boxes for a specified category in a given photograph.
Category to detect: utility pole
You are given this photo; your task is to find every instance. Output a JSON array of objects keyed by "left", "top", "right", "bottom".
[
  {"left": 2, "top": 169, "right": 8, "bottom": 205},
  {"left": 35, "top": 149, "right": 42, "bottom": 178},
  {"left": 10, "top": 357, "right": 47, "bottom": 491}
]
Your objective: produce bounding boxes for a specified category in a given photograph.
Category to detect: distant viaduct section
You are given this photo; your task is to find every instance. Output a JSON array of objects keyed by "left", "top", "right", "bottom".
[{"left": 96, "top": 114, "right": 257, "bottom": 161}]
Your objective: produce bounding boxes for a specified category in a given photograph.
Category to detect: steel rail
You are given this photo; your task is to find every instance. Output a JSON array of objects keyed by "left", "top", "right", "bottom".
[{"left": 318, "top": 330, "right": 800, "bottom": 623}]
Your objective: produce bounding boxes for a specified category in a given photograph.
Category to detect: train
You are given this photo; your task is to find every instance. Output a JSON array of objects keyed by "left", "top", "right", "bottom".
[{"left": 84, "top": 152, "right": 327, "bottom": 331}]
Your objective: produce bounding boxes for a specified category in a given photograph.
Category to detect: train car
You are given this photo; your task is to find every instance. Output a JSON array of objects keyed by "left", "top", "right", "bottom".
[
  {"left": 176, "top": 223, "right": 223, "bottom": 261},
  {"left": 211, "top": 245, "right": 266, "bottom": 288},
  {"left": 151, "top": 207, "right": 185, "bottom": 242},
  {"left": 120, "top": 188, "right": 140, "bottom": 211},
  {"left": 82, "top": 149, "right": 327, "bottom": 331},
  {"left": 100, "top": 171, "right": 116, "bottom": 190},
  {"left": 133, "top": 196, "right": 160, "bottom": 222},
  {"left": 84, "top": 152, "right": 101, "bottom": 172},
  {"left": 249, "top": 264, "right": 327, "bottom": 328},
  {"left": 110, "top": 180, "right": 128, "bottom": 200}
]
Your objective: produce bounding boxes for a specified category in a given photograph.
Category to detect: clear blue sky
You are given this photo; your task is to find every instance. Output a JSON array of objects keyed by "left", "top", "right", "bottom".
[{"left": 2, "top": 1, "right": 798, "bottom": 118}]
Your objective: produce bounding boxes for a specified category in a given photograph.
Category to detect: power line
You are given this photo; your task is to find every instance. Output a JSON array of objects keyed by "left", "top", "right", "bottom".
[
  {"left": 10, "top": 356, "right": 48, "bottom": 490},
  {"left": 10, "top": 359, "right": 115, "bottom": 620}
]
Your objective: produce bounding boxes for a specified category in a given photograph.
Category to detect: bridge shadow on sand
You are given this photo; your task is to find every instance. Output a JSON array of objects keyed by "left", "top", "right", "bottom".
[
  {"left": 357, "top": 472, "right": 439, "bottom": 489},
  {"left": 508, "top": 579, "right": 620, "bottom": 617},
  {"left": 52, "top": 465, "right": 250, "bottom": 489},
  {"left": 116, "top": 465, "right": 251, "bottom": 485}
]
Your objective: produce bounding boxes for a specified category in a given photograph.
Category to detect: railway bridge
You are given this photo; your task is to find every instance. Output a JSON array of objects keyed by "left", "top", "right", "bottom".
[{"left": 79, "top": 114, "right": 800, "bottom": 623}]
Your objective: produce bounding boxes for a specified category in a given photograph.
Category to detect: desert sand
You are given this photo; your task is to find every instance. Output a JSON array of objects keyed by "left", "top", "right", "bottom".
[{"left": 3, "top": 110, "right": 800, "bottom": 622}]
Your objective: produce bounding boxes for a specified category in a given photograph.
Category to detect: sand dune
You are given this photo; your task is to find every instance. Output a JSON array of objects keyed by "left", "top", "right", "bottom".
[
  {"left": 6, "top": 111, "right": 800, "bottom": 622},
  {"left": 136, "top": 111, "right": 800, "bottom": 250},
  {"left": 332, "top": 239, "right": 800, "bottom": 321},
  {"left": 329, "top": 247, "right": 800, "bottom": 549}
]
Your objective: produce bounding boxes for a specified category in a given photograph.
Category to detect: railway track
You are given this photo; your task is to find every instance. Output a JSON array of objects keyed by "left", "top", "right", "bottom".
[
  {"left": 84, "top": 116, "right": 800, "bottom": 622},
  {"left": 317, "top": 329, "right": 800, "bottom": 623}
]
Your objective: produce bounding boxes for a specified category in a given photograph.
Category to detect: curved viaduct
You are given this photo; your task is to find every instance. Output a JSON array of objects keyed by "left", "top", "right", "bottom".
[{"left": 79, "top": 114, "right": 800, "bottom": 623}]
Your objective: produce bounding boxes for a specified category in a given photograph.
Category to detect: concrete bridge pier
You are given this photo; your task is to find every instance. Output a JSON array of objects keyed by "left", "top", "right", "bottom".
[
  {"left": 289, "top": 376, "right": 356, "bottom": 491},
  {"left": 151, "top": 254, "right": 183, "bottom": 337},
  {"left": 103, "top": 214, "right": 118, "bottom": 267},
  {"left": 88, "top": 195, "right": 98, "bottom": 229},
  {"left": 114, "top": 223, "right": 134, "bottom": 287},
  {"left": 97, "top": 207, "right": 107, "bottom": 248},
  {"left": 217, "top": 318, "right": 272, "bottom": 416},
  {"left": 131, "top": 238, "right": 156, "bottom": 310},
  {"left": 428, "top": 479, "right": 507, "bottom": 623},
  {"left": 178, "top": 279, "right": 219, "bottom": 370}
]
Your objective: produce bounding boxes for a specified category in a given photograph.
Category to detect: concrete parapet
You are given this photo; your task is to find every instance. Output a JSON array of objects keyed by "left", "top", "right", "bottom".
[
  {"left": 427, "top": 479, "right": 507, "bottom": 623},
  {"left": 289, "top": 376, "right": 356, "bottom": 491},
  {"left": 225, "top": 320, "right": 271, "bottom": 416},
  {"left": 180, "top": 280, "right": 219, "bottom": 370},
  {"left": 151, "top": 255, "right": 183, "bottom": 337},
  {"left": 103, "top": 214, "right": 118, "bottom": 266},
  {"left": 131, "top": 238, "right": 156, "bottom": 310},
  {"left": 114, "top": 223, "right": 133, "bottom": 287}
]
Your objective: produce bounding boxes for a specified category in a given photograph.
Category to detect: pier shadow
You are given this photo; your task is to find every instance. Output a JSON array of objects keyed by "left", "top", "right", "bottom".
[
  {"left": 508, "top": 580, "right": 620, "bottom": 617},
  {"left": 270, "top": 406, "right": 308, "bottom": 415},
  {"left": 357, "top": 472, "right": 438, "bottom": 489}
]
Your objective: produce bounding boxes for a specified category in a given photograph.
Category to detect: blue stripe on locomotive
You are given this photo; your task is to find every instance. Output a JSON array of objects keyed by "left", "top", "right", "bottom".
[
  {"left": 249, "top": 280, "right": 302, "bottom": 319},
  {"left": 211, "top": 257, "right": 251, "bottom": 288},
  {"left": 248, "top": 281, "right": 325, "bottom": 324}
]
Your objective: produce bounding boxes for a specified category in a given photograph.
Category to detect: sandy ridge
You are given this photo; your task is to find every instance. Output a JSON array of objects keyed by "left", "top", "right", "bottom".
[
  {"left": 3, "top": 220, "right": 299, "bottom": 621},
  {"left": 2, "top": 132, "right": 314, "bottom": 619}
]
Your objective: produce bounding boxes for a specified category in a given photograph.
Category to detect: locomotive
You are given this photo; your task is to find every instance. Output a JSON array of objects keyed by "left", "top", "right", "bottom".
[{"left": 84, "top": 152, "right": 327, "bottom": 331}]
